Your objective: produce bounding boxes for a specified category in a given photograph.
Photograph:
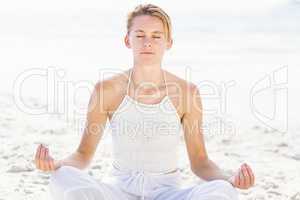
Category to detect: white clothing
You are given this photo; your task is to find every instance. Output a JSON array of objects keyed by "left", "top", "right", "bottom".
[
  {"left": 49, "top": 166, "right": 239, "bottom": 200},
  {"left": 49, "top": 68, "right": 239, "bottom": 200}
]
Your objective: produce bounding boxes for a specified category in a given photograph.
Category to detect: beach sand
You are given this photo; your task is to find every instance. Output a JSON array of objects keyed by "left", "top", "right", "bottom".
[{"left": 1, "top": 93, "right": 299, "bottom": 200}]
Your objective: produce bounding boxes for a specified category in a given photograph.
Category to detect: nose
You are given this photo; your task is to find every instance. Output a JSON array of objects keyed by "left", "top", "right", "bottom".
[{"left": 143, "top": 39, "right": 152, "bottom": 48}]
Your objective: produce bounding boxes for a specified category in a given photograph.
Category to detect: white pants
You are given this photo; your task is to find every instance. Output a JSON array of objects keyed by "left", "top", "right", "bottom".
[{"left": 49, "top": 166, "right": 239, "bottom": 200}]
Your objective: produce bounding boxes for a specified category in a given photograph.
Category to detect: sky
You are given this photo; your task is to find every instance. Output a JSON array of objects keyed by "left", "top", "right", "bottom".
[
  {"left": 0, "top": 0, "right": 299, "bottom": 132},
  {"left": 0, "top": 0, "right": 293, "bottom": 15}
]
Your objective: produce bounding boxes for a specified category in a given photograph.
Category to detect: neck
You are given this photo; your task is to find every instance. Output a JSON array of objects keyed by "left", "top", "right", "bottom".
[{"left": 131, "top": 64, "right": 165, "bottom": 87}]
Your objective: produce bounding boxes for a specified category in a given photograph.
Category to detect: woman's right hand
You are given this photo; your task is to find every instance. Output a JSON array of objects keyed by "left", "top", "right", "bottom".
[{"left": 35, "top": 144, "right": 60, "bottom": 172}]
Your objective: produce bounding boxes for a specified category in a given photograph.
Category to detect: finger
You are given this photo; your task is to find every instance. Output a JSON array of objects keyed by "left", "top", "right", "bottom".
[
  {"left": 246, "top": 164, "right": 255, "bottom": 186},
  {"left": 239, "top": 169, "right": 245, "bottom": 188},
  {"left": 40, "top": 146, "right": 47, "bottom": 170},
  {"left": 38, "top": 144, "right": 44, "bottom": 169},
  {"left": 49, "top": 158, "right": 55, "bottom": 171},
  {"left": 235, "top": 169, "right": 241, "bottom": 186},
  {"left": 35, "top": 144, "right": 42, "bottom": 168},
  {"left": 44, "top": 148, "right": 50, "bottom": 171},
  {"left": 47, "top": 148, "right": 55, "bottom": 171},
  {"left": 234, "top": 173, "right": 240, "bottom": 187},
  {"left": 35, "top": 144, "right": 41, "bottom": 162},
  {"left": 242, "top": 164, "right": 250, "bottom": 188}
]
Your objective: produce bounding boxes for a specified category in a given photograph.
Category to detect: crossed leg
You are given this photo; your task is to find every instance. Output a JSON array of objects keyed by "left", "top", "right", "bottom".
[
  {"left": 49, "top": 166, "right": 137, "bottom": 200},
  {"left": 149, "top": 180, "right": 239, "bottom": 200}
]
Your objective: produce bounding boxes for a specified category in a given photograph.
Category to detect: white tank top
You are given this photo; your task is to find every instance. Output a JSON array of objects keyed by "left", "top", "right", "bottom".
[{"left": 105, "top": 68, "right": 183, "bottom": 199}]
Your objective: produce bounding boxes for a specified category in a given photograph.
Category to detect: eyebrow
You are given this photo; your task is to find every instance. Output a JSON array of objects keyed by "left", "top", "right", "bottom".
[{"left": 134, "top": 30, "right": 164, "bottom": 34}]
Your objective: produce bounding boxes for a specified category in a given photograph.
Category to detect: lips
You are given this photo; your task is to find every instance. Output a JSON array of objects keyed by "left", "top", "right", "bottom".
[{"left": 140, "top": 52, "right": 154, "bottom": 54}]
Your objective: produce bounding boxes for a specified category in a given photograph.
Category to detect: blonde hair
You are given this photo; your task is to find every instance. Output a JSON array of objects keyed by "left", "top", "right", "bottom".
[{"left": 126, "top": 4, "right": 172, "bottom": 42}]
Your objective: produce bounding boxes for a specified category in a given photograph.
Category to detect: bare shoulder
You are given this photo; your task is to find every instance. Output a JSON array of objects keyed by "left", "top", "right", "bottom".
[
  {"left": 93, "top": 69, "right": 130, "bottom": 111},
  {"left": 164, "top": 69, "right": 197, "bottom": 93},
  {"left": 165, "top": 71, "right": 199, "bottom": 101},
  {"left": 164, "top": 69, "right": 200, "bottom": 117},
  {"left": 94, "top": 69, "right": 129, "bottom": 91}
]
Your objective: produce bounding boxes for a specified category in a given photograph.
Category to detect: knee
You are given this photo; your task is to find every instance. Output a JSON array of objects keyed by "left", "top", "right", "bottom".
[
  {"left": 50, "top": 166, "right": 76, "bottom": 185},
  {"left": 209, "top": 180, "right": 239, "bottom": 200},
  {"left": 191, "top": 180, "right": 239, "bottom": 200},
  {"left": 212, "top": 180, "right": 236, "bottom": 190},
  {"left": 48, "top": 166, "right": 83, "bottom": 199}
]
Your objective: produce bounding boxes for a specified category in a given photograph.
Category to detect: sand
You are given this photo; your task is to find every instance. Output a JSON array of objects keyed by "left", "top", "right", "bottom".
[{"left": 0, "top": 92, "right": 299, "bottom": 200}]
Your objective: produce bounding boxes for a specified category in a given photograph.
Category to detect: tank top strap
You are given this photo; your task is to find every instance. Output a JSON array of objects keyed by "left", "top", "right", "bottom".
[
  {"left": 163, "top": 70, "right": 168, "bottom": 96},
  {"left": 126, "top": 68, "right": 133, "bottom": 96}
]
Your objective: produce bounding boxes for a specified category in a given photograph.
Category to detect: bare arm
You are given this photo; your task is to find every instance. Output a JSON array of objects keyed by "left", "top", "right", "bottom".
[
  {"left": 58, "top": 82, "right": 110, "bottom": 169},
  {"left": 182, "top": 83, "right": 231, "bottom": 182},
  {"left": 35, "top": 81, "right": 111, "bottom": 171}
]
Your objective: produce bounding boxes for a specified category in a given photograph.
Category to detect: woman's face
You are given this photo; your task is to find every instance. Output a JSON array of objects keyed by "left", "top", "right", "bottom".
[{"left": 125, "top": 15, "right": 172, "bottom": 66}]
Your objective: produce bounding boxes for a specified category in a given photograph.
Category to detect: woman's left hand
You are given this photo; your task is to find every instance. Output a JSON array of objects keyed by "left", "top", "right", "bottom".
[{"left": 228, "top": 163, "right": 255, "bottom": 189}]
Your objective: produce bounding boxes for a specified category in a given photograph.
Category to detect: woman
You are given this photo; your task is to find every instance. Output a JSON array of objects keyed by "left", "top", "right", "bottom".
[{"left": 35, "top": 4, "right": 255, "bottom": 200}]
